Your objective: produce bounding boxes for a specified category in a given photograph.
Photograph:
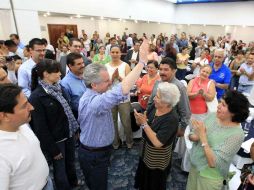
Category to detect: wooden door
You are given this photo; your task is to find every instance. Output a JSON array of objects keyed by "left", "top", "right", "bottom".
[{"left": 47, "top": 24, "right": 78, "bottom": 50}]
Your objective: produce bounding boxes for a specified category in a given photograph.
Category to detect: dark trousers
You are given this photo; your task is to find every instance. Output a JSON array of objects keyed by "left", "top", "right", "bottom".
[
  {"left": 176, "top": 68, "right": 187, "bottom": 80},
  {"left": 78, "top": 146, "right": 111, "bottom": 190},
  {"left": 53, "top": 137, "right": 78, "bottom": 190}
]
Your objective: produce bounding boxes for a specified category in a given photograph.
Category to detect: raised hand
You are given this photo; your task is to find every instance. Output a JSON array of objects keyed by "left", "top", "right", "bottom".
[{"left": 139, "top": 38, "right": 149, "bottom": 64}]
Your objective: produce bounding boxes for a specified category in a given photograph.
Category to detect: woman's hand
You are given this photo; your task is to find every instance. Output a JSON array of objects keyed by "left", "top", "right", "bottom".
[
  {"left": 191, "top": 119, "right": 206, "bottom": 137},
  {"left": 134, "top": 109, "right": 147, "bottom": 126},
  {"left": 112, "top": 68, "right": 119, "bottom": 81}
]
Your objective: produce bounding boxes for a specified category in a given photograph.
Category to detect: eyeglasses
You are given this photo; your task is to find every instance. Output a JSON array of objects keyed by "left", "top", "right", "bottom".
[
  {"left": 72, "top": 45, "right": 81, "bottom": 48},
  {"left": 214, "top": 55, "right": 223, "bottom": 58},
  {"left": 34, "top": 49, "right": 46, "bottom": 53}
]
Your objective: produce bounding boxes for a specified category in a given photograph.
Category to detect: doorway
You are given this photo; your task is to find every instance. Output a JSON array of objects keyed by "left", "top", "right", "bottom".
[{"left": 47, "top": 24, "right": 78, "bottom": 49}]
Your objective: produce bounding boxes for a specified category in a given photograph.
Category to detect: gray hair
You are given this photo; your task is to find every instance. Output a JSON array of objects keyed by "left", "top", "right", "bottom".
[
  {"left": 157, "top": 82, "right": 180, "bottom": 108},
  {"left": 83, "top": 63, "right": 107, "bottom": 88},
  {"left": 215, "top": 48, "right": 226, "bottom": 58}
]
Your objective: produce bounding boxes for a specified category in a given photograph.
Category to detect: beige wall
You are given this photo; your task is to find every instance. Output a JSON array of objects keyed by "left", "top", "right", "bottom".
[{"left": 39, "top": 16, "right": 254, "bottom": 43}]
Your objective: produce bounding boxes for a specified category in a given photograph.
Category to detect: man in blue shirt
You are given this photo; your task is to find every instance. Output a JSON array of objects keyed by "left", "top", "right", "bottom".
[
  {"left": 9, "top": 34, "right": 25, "bottom": 49},
  {"left": 60, "top": 38, "right": 91, "bottom": 78},
  {"left": 209, "top": 49, "right": 231, "bottom": 99},
  {"left": 61, "top": 53, "right": 86, "bottom": 118},
  {"left": 78, "top": 60, "right": 144, "bottom": 190},
  {"left": 177, "top": 32, "right": 188, "bottom": 52},
  {"left": 18, "top": 38, "right": 45, "bottom": 97}
]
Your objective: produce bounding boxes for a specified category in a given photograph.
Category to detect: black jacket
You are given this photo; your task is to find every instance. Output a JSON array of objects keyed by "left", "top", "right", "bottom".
[
  {"left": 124, "top": 49, "right": 139, "bottom": 64},
  {"left": 29, "top": 85, "right": 70, "bottom": 157}
]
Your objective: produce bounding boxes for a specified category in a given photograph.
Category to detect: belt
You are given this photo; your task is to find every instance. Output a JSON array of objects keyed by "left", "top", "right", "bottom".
[{"left": 80, "top": 143, "right": 112, "bottom": 152}]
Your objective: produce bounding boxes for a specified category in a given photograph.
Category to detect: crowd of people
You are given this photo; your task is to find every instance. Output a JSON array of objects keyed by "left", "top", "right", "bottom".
[{"left": 0, "top": 30, "right": 254, "bottom": 190}]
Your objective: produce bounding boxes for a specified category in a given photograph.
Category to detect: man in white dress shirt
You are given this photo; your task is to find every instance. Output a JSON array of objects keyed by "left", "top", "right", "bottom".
[{"left": 0, "top": 83, "right": 52, "bottom": 190}]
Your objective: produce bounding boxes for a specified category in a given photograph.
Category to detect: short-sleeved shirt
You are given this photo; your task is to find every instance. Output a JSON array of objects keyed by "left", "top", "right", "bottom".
[
  {"left": 145, "top": 109, "right": 179, "bottom": 147},
  {"left": 209, "top": 63, "right": 231, "bottom": 99}
]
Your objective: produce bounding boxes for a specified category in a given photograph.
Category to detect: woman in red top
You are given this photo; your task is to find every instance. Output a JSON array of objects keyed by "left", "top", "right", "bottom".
[
  {"left": 136, "top": 60, "right": 160, "bottom": 110},
  {"left": 187, "top": 65, "right": 216, "bottom": 119}
]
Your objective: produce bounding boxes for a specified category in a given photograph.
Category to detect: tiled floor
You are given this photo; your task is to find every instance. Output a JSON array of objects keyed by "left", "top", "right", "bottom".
[{"left": 51, "top": 139, "right": 188, "bottom": 190}]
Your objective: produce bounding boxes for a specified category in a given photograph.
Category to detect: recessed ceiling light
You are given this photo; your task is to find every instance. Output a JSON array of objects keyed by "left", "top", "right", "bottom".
[
  {"left": 76, "top": 14, "right": 81, "bottom": 18},
  {"left": 70, "top": 16, "right": 73, "bottom": 19},
  {"left": 134, "top": 20, "right": 138, "bottom": 23},
  {"left": 100, "top": 16, "right": 104, "bottom": 20},
  {"left": 46, "top": 12, "right": 50, "bottom": 16},
  {"left": 91, "top": 17, "right": 94, "bottom": 20},
  {"left": 147, "top": 21, "right": 150, "bottom": 24},
  {"left": 43, "top": 14, "right": 47, "bottom": 17}
]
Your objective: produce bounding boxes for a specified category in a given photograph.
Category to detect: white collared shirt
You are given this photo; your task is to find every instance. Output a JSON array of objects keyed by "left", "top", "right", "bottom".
[
  {"left": 0, "top": 124, "right": 49, "bottom": 190},
  {"left": 131, "top": 51, "right": 138, "bottom": 61}
]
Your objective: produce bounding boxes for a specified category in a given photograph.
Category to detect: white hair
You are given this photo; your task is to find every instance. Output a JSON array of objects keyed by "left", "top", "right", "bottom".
[
  {"left": 215, "top": 48, "right": 226, "bottom": 58},
  {"left": 83, "top": 63, "right": 107, "bottom": 88},
  {"left": 157, "top": 82, "right": 180, "bottom": 108}
]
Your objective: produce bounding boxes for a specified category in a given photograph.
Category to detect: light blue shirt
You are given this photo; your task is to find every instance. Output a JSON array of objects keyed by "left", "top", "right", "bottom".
[
  {"left": 61, "top": 71, "right": 86, "bottom": 113},
  {"left": 18, "top": 42, "right": 25, "bottom": 49},
  {"left": 78, "top": 84, "right": 127, "bottom": 147},
  {"left": 18, "top": 58, "right": 36, "bottom": 97}
]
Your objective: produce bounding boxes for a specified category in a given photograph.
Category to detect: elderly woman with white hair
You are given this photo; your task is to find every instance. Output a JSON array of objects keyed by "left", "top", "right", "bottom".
[{"left": 134, "top": 82, "right": 180, "bottom": 190}]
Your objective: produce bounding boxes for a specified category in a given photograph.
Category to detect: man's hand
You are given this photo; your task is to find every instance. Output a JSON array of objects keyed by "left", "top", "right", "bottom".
[
  {"left": 177, "top": 127, "right": 185, "bottom": 137},
  {"left": 53, "top": 153, "right": 63, "bottom": 160},
  {"left": 139, "top": 38, "right": 149, "bottom": 64}
]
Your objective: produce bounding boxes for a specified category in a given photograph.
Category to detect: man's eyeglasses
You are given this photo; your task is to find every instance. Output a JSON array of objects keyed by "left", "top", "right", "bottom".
[
  {"left": 214, "top": 55, "right": 223, "bottom": 58},
  {"left": 34, "top": 49, "right": 46, "bottom": 53}
]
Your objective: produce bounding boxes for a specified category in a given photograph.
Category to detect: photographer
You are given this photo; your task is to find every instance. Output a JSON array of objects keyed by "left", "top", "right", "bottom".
[{"left": 0, "top": 55, "right": 22, "bottom": 84}]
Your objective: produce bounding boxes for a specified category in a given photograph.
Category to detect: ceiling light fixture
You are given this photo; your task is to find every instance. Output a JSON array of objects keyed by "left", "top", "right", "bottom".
[
  {"left": 100, "top": 16, "right": 104, "bottom": 20},
  {"left": 91, "top": 17, "right": 94, "bottom": 21},
  {"left": 46, "top": 12, "right": 50, "bottom": 16}
]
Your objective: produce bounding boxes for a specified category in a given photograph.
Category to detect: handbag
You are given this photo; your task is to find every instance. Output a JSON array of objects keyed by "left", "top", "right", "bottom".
[{"left": 206, "top": 80, "right": 218, "bottom": 113}]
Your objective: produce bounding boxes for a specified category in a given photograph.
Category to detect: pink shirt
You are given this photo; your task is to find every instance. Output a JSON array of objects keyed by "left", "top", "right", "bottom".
[
  {"left": 190, "top": 77, "right": 210, "bottom": 114},
  {"left": 137, "top": 74, "right": 160, "bottom": 109}
]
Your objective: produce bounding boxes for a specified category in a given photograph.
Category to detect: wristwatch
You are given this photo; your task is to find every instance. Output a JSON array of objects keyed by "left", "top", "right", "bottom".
[
  {"left": 141, "top": 123, "right": 149, "bottom": 130},
  {"left": 201, "top": 142, "right": 208, "bottom": 147}
]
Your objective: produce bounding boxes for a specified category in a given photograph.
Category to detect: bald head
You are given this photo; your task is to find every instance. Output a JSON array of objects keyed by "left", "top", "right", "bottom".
[{"left": 0, "top": 68, "right": 11, "bottom": 84}]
